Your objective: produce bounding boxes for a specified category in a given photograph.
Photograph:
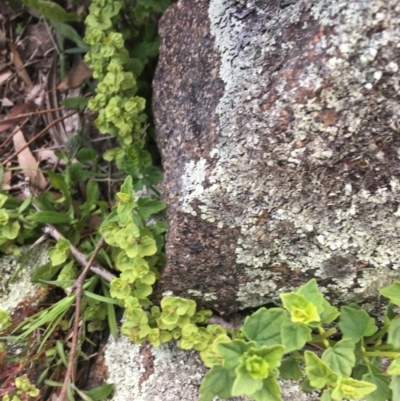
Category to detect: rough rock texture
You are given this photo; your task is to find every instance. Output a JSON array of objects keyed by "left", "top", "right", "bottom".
[
  {"left": 153, "top": 0, "right": 400, "bottom": 314},
  {"left": 104, "top": 335, "right": 318, "bottom": 401},
  {"left": 0, "top": 244, "right": 48, "bottom": 312}
]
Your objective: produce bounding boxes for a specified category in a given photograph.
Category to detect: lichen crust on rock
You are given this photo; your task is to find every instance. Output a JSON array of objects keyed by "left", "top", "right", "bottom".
[
  {"left": 0, "top": 243, "right": 49, "bottom": 312},
  {"left": 104, "top": 334, "right": 315, "bottom": 401},
  {"left": 153, "top": 0, "right": 400, "bottom": 313}
]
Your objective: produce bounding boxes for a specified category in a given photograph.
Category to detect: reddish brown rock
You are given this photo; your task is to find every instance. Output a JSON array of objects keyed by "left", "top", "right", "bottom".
[{"left": 153, "top": 0, "right": 400, "bottom": 315}]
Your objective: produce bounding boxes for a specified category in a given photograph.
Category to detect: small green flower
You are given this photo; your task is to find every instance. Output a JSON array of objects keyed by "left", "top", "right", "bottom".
[
  {"left": 114, "top": 223, "right": 141, "bottom": 257},
  {"left": 106, "top": 32, "right": 124, "bottom": 49},
  {"left": 110, "top": 278, "right": 131, "bottom": 299},
  {"left": 121, "top": 321, "right": 151, "bottom": 344},
  {"left": 84, "top": 27, "right": 104, "bottom": 45},
  {"left": 125, "top": 97, "right": 146, "bottom": 113},
  {"left": 85, "top": 13, "right": 112, "bottom": 31},
  {"left": 179, "top": 324, "right": 211, "bottom": 351},
  {"left": 48, "top": 238, "right": 70, "bottom": 266},
  {"left": 280, "top": 293, "right": 320, "bottom": 324}
]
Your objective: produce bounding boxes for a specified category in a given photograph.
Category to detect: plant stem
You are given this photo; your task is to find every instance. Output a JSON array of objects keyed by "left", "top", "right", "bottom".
[
  {"left": 57, "top": 236, "right": 105, "bottom": 401},
  {"left": 362, "top": 351, "right": 400, "bottom": 358}
]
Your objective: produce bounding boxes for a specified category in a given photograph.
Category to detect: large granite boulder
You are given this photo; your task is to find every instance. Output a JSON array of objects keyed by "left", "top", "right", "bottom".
[{"left": 153, "top": 0, "right": 400, "bottom": 315}]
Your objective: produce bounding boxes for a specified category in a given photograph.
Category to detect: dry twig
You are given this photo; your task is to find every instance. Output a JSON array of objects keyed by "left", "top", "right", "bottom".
[{"left": 57, "top": 236, "right": 105, "bottom": 401}]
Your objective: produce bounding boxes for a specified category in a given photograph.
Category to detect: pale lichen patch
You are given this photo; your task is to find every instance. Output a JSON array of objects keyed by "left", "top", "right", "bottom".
[
  {"left": 185, "top": 0, "right": 400, "bottom": 308},
  {"left": 0, "top": 244, "right": 49, "bottom": 312}
]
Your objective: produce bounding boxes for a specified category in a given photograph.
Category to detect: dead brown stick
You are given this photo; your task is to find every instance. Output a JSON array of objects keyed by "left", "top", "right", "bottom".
[
  {"left": 0, "top": 106, "right": 69, "bottom": 126},
  {"left": 20, "top": 180, "right": 115, "bottom": 283},
  {"left": 43, "top": 225, "right": 114, "bottom": 283},
  {"left": 57, "top": 236, "right": 105, "bottom": 401},
  {"left": 2, "top": 110, "right": 78, "bottom": 166},
  {"left": 0, "top": 117, "right": 29, "bottom": 149}
]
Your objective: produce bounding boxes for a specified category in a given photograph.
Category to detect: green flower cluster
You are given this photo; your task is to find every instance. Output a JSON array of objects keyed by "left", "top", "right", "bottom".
[
  {"left": 100, "top": 176, "right": 217, "bottom": 348},
  {"left": 84, "top": 0, "right": 146, "bottom": 145},
  {"left": 2, "top": 376, "right": 40, "bottom": 401}
]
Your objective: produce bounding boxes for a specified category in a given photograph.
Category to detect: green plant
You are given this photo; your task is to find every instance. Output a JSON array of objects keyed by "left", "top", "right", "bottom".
[
  {"left": 197, "top": 279, "right": 400, "bottom": 401},
  {"left": 2, "top": 376, "right": 39, "bottom": 401},
  {"left": 1, "top": 0, "right": 169, "bottom": 398},
  {"left": 2, "top": 1, "right": 400, "bottom": 401}
]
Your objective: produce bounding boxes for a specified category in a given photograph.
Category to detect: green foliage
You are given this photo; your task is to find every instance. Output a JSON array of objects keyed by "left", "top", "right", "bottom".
[
  {"left": 0, "top": 309, "right": 11, "bottom": 331},
  {"left": 21, "top": 0, "right": 80, "bottom": 22},
  {"left": 2, "top": 375, "right": 40, "bottom": 401},
  {"left": 2, "top": 1, "right": 400, "bottom": 401},
  {"left": 198, "top": 279, "right": 400, "bottom": 401},
  {"left": 48, "top": 238, "right": 71, "bottom": 266}
]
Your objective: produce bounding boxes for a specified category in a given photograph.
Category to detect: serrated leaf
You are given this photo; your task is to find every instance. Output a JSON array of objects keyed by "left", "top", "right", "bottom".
[
  {"left": 304, "top": 351, "right": 338, "bottom": 389},
  {"left": 280, "top": 293, "right": 320, "bottom": 324},
  {"left": 388, "top": 317, "right": 400, "bottom": 348},
  {"left": 27, "top": 211, "right": 71, "bottom": 224},
  {"left": 242, "top": 307, "right": 287, "bottom": 347},
  {"left": 280, "top": 321, "right": 311, "bottom": 353},
  {"left": 232, "top": 363, "right": 264, "bottom": 396},
  {"left": 321, "top": 338, "right": 355, "bottom": 377},
  {"left": 217, "top": 340, "right": 255, "bottom": 370},
  {"left": 362, "top": 373, "right": 391, "bottom": 401},
  {"left": 338, "top": 306, "right": 377, "bottom": 343},
  {"left": 380, "top": 282, "right": 400, "bottom": 306},
  {"left": 296, "top": 278, "right": 324, "bottom": 314},
  {"left": 198, "top": 365, "right": 234, "bottom": 401},
  {"left": 252, "top": 376, "right": 283, "bottom": 401},
  {"left": 279, "top": 356, "right": 303, "bottom": 381},
  {"left": 331, "top": 377, "right": 376, "bottom": 401}
]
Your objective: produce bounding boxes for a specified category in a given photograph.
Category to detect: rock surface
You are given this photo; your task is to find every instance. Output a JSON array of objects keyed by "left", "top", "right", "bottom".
[
  {"left": 0, "top": 244, "right": 48, "bottom": 312},
  {"left": 104, "top": 335, "right": 319, "bottom": 401},
  {"left": 153, "top": 0, "right": 400, "bottom": 314}
]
